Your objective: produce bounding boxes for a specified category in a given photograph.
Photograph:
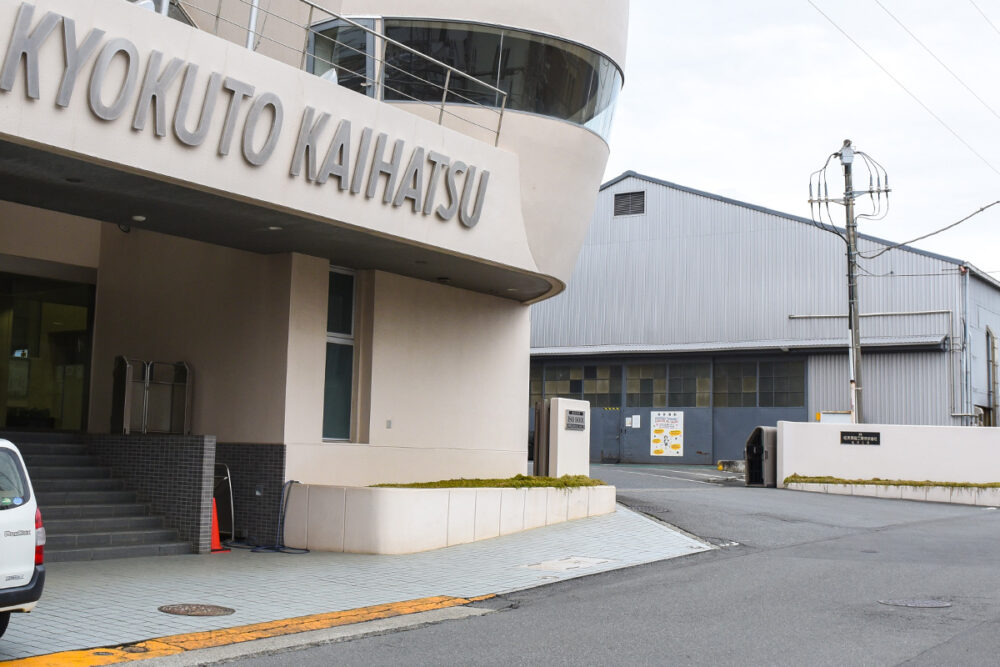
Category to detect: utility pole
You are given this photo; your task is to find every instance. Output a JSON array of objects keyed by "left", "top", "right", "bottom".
[
  {"left": 841, "top": 141, "right": 863, "bottom": 423},
  {"left": 808, "top": 140, "right": 891, "bottom": 425}
]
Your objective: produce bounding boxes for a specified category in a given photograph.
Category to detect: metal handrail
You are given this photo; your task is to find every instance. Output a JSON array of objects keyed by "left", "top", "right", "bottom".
[
  {"left": 111, "top": 357, "right": 193, "bottom": 435},
  {"left": 172, "top": 0, "right": 507, "bottom": 144}
]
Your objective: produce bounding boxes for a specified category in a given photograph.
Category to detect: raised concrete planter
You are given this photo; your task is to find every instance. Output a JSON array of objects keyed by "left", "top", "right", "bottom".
[
  {"left": 283, "top": 484, "right": 617, "bottom": 554},
  {"left": 786, "top": 482, "right": 1000, "bottom": 507}
]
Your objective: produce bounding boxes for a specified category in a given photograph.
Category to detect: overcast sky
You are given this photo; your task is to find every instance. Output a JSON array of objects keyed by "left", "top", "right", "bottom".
[{"left": 605, "top": 0, "right": 1000, "bottom": 275}]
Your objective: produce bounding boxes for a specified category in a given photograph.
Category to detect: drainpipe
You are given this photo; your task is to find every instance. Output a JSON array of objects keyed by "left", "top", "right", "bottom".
[{"left": 962, "top": 265, "right": 972, "bottom": 424}]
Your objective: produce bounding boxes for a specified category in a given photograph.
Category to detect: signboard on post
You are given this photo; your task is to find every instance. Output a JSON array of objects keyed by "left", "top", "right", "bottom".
[
  {"left": 565, "top": 409, "right": 586, "bottom": 431},
  {"left": 650, "top": 411, "right": 683, "bottom": 456}
]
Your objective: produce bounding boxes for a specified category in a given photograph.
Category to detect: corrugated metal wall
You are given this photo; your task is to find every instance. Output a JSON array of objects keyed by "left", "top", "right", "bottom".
[
  {"left": 531, "top": 174, "right": 986, "bottom": 426},
  {"left": 808, "top": 352, "right": 955, "bottom": 425},
  {"left": 532, "top": 175, "right": 963, "bottom": 348},
  {"left": 968, "top": 275, "right": 1000, "bottom": 410}
]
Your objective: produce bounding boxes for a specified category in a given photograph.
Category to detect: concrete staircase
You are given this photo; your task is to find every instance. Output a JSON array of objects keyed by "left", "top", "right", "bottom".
[{"left": 4, "top": 432, "right": 192, "bottom": 561}]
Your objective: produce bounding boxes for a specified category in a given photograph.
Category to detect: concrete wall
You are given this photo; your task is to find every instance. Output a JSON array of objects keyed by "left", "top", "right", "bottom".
[
  {"left": 0, "top": 0, "right": 540, "bottom": 289},
  {"left": 285, "top": 271, "right": 530, "bottom": 486},
  {"left": 0, "top": 200, "right": 102, "bottom": 270},
  {"left": 777, "top": 421, "right": 1000, "bottom": 486},
  {"left": 181, "top": 0, "right": 619, "bottom": 289},
  {"left": 1, "top": 0, "right": 617, "bottom": 491},
  {"left": 90, "top": 226, "right": 296, "bottom": 443},
  {"left": 282, "top": 253, "right": 329, "bottom": 445},
  {"left": 283, "top": 482, "right": 617, "bottom": 554}
]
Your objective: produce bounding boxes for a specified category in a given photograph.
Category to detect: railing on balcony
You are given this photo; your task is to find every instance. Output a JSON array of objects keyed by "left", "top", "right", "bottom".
[{"left": 163, "top": 0, "right": 508, "bottom": 144}]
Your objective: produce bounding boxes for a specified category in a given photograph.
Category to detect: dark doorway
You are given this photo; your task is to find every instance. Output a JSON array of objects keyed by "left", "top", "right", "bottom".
[{"left": 0, "top": 272, "right": 94, "bottom": 431}]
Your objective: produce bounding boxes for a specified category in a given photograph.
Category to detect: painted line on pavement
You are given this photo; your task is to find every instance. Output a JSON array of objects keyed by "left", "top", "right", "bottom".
[
  {"left": 606, "top": 468, "right": 717, "bottom": 486},
  {"left": 1, "top": 595, "right": 495, "bottom": 666}
]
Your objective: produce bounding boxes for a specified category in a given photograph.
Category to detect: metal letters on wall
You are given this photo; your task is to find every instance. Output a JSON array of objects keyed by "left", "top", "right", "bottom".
[{"left": 0, "top": 2, "right": 490, "bottom": 227}]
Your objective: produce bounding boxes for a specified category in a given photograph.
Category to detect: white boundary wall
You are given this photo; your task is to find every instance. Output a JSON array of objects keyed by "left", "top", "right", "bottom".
[
  {"left": 777, "top": 421, "right": 1000, "bottom": 487},
  {"left": 283, "top": 484, "right": 616, "bottom": 554}
]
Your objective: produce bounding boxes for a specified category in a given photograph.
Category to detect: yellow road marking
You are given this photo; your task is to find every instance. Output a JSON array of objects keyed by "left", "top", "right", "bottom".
[{"left": 2, "top": 594, "right": 494, "bottom": 666}]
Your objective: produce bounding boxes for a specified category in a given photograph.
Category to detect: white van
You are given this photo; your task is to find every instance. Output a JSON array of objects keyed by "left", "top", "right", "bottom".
[{"left": 0, "top": 439, "right": 45, "bottom": 639}]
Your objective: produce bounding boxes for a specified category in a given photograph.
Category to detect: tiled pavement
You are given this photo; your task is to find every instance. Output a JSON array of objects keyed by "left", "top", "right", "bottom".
[{"left": 0, "top": 506, "right": 711, "bottom": 661}]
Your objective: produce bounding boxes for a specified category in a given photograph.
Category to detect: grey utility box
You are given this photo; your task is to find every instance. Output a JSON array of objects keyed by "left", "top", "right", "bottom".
[{"left": 745, "top": 426, "right": 777, "bottom": 487}]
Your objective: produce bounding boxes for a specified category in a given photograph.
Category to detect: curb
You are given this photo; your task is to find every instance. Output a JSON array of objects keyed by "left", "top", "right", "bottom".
[{"left": 2, "top": 595, "right": 495, "bottom": 666}]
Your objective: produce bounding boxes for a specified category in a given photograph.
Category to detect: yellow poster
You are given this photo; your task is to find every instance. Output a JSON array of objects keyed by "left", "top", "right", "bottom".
[{"left": 650, "top": 411, "right": 683, "bottom": 456}]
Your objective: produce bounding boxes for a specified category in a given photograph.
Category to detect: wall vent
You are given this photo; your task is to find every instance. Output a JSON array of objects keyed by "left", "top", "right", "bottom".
[{"left": 614, "top": 191, "right": 645, "bottom": 216}]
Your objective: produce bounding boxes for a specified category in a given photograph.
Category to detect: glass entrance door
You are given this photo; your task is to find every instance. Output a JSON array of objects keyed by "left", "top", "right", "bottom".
[{"left": 0, "top": 272, "right": 94, "bottom": 431}]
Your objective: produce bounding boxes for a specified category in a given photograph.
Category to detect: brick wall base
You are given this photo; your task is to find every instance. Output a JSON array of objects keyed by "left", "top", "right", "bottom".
[{"left": 88, "top": 434, "right": 216, "bottom": 553}]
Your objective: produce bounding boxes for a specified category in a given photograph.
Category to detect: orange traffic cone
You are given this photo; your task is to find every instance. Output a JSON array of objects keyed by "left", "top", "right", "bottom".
[{"left": 211, "top": 498, "right": 229, "bottom": 553}]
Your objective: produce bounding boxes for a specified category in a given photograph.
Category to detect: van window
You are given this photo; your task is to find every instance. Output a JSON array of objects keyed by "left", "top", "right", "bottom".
[{"left": 0, "top": 449, "right": 29, "bottom": 510}]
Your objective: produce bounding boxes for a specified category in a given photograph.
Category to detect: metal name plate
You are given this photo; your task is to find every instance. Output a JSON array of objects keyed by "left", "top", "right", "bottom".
[
  {"left": 840, "top": 431, "right": 880, "bottom": 445},
  {"left": 566, "top": 410, "right": 586, "bottom": 431}
]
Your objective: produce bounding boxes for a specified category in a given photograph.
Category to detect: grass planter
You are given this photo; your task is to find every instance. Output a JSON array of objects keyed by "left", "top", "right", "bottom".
[
  {"left": 784, "top": 475, "right": 1000, "bottom": 507},
  {"left": 283, "top": 479, "right": 616, "bottom": 554}
]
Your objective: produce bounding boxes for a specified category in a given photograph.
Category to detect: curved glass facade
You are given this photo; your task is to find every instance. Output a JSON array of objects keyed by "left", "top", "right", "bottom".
[
  {"left": 311, "top": 19, "right": 622, "bottom": 141},
  {"left": 383, "top": 20, "right": 622, "bottom": 141}
]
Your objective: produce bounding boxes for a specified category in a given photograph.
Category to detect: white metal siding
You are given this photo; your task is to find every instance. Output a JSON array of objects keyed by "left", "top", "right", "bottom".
[
  {"left": 533, "top": 174, "right": 986, "bottom": 426},
  {"left": 969, "top": 274, "right": 1000, "bottom": 410},
  {"left": 808, "top": 351, "right": 954, "bottom": 425},
  {"left": 533, "top": 176, "right": 963, "bottom": 349}
]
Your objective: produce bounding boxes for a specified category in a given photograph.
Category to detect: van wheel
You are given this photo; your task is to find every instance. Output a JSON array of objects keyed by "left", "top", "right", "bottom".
[{"left": 0, "top": 611, "right": 9, "bottom": 638}]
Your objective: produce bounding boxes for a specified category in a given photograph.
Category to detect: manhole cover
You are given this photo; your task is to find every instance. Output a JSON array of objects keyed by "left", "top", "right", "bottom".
[
  {"left": 122, "top": 646, "right": 149, "bottom": 654},
  {"left": 158, "top": 604, "right": 235, "bottom": 616},
  {"left": 878, "top": 599, "right": 952, "bottom": 608}
]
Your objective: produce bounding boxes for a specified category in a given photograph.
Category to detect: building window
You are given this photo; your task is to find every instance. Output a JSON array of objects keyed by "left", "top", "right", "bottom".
[
  {"left": 626, "top": 364, "right": 666, "bottom": 408},
  {"left": 758, "top": 361, "right": 805, "bottom": 407},
  {"left": 382, "top": 21, "right": 503, "bottom": 107},
  {"left": 309, "top": 19, "right": 376, "bottom": 96},
  {"left": 613, "top": 191, "right": 645, "bottom": 216},
  {"left": 668, "top": 363, "right": 711, "bottom": 407},
  {"left": 537, "top": 363, "right": 621, "bottom": 407},
  {"left": 310, "top": 19, "right": 623, "bottom": 140},
  {"left": 529, "top": 363, "right": 543, "bottom": 410},
  {"left": 542, "top": 364, "right": 577, "bottom": 398},
  {"left": 713, "top": 362, "right": 757, "bottom": 407},
  {"left": 583, "top": 364, "right": 622, "bottom": 408},
  {"left": 323, "top": 269, "right": 355, "bottom": 440}
]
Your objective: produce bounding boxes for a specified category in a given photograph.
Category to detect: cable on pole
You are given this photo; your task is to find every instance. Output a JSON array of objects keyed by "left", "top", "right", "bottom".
[
  {"left": 859, "top": 200, "right": 1000, "bottom": 260},
  {"left": 806, "top": 0, "right": 1000, "bottom": 178}
]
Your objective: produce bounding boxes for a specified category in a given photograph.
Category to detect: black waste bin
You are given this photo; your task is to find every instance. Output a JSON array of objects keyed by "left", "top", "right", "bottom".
[{"left": 745, "top": 426, "right": 777, "bottom": 487}]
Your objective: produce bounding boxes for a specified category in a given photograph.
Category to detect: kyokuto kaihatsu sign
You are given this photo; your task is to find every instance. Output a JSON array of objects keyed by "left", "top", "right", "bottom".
[{"left": 0, "top": 3, "right": 490, "bottom": 228}]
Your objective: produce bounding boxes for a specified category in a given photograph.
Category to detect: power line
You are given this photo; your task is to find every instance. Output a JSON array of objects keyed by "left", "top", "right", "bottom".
[
  {"left": 969, "top": 0, "right": 1000, "bottom": 39},
  {"left": 859, "top": 200, "right": 1000, "bottom": 259},
  {"left": 805, "top": 0, "right": 1000, "bottom": 178},
  {"left": 873, "top": 0, "right": 1000, "bottom": 123}
]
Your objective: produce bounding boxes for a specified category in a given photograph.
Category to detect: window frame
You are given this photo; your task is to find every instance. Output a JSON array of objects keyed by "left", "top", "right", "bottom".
[
  {"left": 0, "top": 448, "right": 30, "bottom": 509},
  {"left": 308, "top": 16, "right": 624, "bottom": 141},
  {"left": 308, "top": 17, "right": 378, "bottom": 98},
  {"left": 323, "top": 266, "right": 357, "bottom": 442}
]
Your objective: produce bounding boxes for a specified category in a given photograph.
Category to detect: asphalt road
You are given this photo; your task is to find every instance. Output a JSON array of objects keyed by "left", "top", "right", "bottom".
[{"left": 230, "top": 465, "right": 1000, "bottom": 666}]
